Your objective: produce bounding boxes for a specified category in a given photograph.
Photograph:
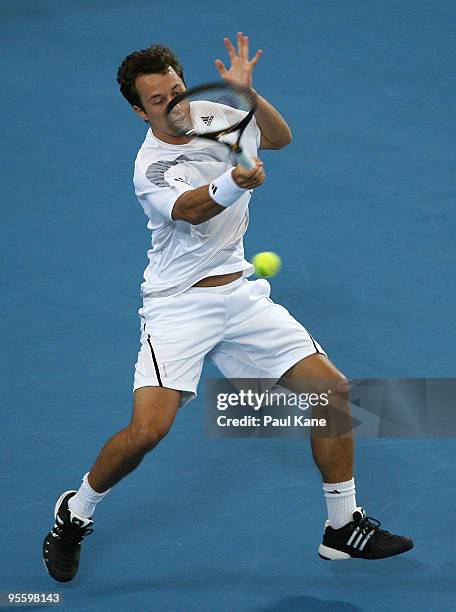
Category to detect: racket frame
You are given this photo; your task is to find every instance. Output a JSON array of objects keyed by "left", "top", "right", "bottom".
[{"left": 166, "top": 82, "right": 257, "bottom": 167}]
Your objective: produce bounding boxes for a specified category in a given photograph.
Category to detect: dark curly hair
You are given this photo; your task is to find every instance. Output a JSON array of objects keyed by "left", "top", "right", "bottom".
[{"left": 117, "top": 44, "right": 185, "bottom": 109}]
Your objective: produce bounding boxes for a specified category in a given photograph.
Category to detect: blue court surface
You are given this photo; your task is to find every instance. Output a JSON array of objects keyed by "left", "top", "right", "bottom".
[{"left": 2, "top": 1, "right": 455, "bottom": 610}]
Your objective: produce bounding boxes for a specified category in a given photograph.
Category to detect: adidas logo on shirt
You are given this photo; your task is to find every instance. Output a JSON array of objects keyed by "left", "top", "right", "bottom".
[
  {"left": 174, "top": 176, "right": 191, "bottom": 185},
  {"left": 201, "top": 116, "right": 214, "bottom": 126}
]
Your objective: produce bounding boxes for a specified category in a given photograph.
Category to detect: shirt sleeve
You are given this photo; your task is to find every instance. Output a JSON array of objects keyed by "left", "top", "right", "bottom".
[{"left": 135, "top": 159, "right": 194, "bottom": 228}]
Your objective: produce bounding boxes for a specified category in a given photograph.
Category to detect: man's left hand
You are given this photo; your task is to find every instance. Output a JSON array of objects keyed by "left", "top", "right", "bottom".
[{"left": 214, "top": 32, "right": 262, "bottom": 93}]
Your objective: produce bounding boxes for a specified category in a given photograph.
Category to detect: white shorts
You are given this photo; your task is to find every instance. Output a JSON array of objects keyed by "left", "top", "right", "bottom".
[{"left": 133, "top": 276, "right": 327, "bottom": 407}]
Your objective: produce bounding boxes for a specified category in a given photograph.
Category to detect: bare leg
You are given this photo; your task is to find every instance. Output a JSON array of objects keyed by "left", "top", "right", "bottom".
[
  {"left": 87, "top": 387, "right": 181, "bottom": 492},
  {"left": 279, "top": 354, "right": 353, "bottom": 483}
]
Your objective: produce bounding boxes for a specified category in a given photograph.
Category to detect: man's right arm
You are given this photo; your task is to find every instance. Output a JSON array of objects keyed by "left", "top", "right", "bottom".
[
  {"left": 171, "top": 184, "right": 225, "bottom": 225},
  {"left": 172, "top": 159, "right": 265, "bottom": 225}
]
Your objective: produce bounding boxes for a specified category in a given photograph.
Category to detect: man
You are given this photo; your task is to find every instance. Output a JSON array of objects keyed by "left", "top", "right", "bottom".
[{"left": 43, "top": 34, "right": 412, "bottom": 582}]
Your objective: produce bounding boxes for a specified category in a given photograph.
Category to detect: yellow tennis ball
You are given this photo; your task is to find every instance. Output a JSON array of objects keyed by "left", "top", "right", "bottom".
[{"left": 252, "top": 251, "right": 282, "bottom": 278}]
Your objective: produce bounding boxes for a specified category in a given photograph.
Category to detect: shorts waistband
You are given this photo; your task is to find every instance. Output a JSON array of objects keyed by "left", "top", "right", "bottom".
[{"left": 185, "top": 275, "right": 246, "bottom": 294}]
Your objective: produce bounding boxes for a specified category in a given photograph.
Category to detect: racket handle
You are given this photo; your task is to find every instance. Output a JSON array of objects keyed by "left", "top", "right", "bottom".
[{"left": 235, "top": 149, "right": 256, "bottom": 170}]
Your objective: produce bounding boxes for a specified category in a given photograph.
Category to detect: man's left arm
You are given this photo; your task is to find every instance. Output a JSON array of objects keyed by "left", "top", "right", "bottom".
[
  {"left": 251, "top": 90, "right": 292, "bottom": 150},
  {"left": 215, "top": 33, "right": 292, "bottom": 151}
]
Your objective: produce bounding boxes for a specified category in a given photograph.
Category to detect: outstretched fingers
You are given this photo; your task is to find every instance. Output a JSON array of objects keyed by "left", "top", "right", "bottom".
[
  {"left": 223, "top": 37, "right": 236, "bottom": 61},
  {"left": 214, "top": 58, "right": 227, "bottom": 76},
  {"left": 225, "top": 33, "right": 261, "bottom": 64},
  {"left": 238, "top": 32, "right": 249, "bottom": 59},
  {"left": 250, "top": 48, "right": 263, "bottom": 66}
]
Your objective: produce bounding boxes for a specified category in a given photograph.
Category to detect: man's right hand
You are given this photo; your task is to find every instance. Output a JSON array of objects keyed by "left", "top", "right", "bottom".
[{"left": 232, "top": 158, "right": 265, "bottom": 189}]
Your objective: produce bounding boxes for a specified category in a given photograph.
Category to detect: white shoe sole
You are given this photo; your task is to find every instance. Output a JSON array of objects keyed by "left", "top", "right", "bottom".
[{"left": 318, "top": 544, "right": 351, "bottom": 560}]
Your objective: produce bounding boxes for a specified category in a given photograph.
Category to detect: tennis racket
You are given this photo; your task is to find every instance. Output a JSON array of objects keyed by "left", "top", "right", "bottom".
[{"left": 166, "top": 82, "right": 257, "bottom": 169}]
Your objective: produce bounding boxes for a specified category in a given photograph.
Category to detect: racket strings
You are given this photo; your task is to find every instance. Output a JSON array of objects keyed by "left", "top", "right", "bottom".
[{"left": 167, "top": 85, "right": 253, "bottom": 138}]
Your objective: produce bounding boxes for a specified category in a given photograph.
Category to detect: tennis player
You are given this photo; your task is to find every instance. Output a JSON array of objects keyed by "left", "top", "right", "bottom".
[{"left": 43, "top": 34, "right": 412, "bottom": 581}]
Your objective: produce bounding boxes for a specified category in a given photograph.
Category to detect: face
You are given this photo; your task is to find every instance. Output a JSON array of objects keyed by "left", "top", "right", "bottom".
[{"left": 133, "top": 67, "right": 190, "bottom": 143}]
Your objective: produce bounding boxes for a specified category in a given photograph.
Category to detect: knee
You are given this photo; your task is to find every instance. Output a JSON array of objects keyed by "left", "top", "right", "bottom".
[
  {"left": 311, "top": 373, "right": 349, "bottom": 399},
  {"left": 126, "top": 422, "right": 171, "bottom": 455},
  {"left": 331, "top": 375, "right": 350, "bottom": 399}
]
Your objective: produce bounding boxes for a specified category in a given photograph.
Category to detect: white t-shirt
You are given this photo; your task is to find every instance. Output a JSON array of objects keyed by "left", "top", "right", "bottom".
[{"left": 133, "top": 101, "right": 261, "bottom": 298}]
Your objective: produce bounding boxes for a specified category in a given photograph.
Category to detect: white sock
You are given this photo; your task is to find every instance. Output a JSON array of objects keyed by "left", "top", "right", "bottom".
[
  {"left": 68, "top": 473, "right": 111, "bottom": 519},
  {"left": 323, "top": 478, "right": 357, "bottom": 529}
]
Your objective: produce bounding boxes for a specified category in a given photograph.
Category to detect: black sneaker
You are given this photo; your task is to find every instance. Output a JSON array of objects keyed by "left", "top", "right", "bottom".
[
  {"left": 43, "top": 491, "right": 93, "bottom": 582},
  {"left": 318, "top": 507, "right": 413, "bottom": 560}
]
